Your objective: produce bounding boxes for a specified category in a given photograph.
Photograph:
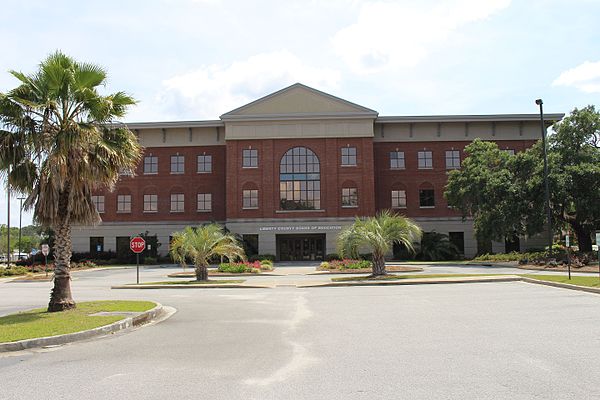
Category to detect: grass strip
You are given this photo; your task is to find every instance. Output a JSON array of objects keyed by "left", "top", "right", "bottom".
[
  {"left": 0, "top": 300, "right": 156, "bottom": 343},
  {"left": 522, "top": 274, "right": 600, "bottom": 288},
  {"left": 332, "top": 273, "right": 502, "bottom": 282}
]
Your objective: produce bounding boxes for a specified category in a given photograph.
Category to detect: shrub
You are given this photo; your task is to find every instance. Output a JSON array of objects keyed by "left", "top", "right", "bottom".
[
  {"left": 359, "top": 253, "right": 373, "bottom": 261},
  {"left": 259, "top": 260, "right": 273, "bottom": 271},
  {"left": 319, "top": 261, "right": 332, "bottom": 269},
  {"left": 143, "top": 256, "right": 158, "bottom": 265},
  {"left": 248, "top": 254, "right": 276, "bottom": 262},
  {"left": 325, "top": 253, "right": 341, "bottom": 261},
  {"left": 0, "top": 266, "right": 30, "bottom": 277},
  {"left": 330, "top": 259, "right": 372, "bottom": 270},
  {"left": 218, "top": 261, "right": 262, "bottom": 273}
]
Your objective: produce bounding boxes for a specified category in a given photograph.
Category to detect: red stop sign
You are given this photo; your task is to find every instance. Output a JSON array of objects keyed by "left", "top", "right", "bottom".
[{"left": 130, "top": 237, "right": 146, "bottom": 254}]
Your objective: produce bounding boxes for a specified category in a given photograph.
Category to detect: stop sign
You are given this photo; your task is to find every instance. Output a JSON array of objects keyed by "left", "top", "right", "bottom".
[{"left": 130, "top": 237, "right": 146, "bottom": 254}]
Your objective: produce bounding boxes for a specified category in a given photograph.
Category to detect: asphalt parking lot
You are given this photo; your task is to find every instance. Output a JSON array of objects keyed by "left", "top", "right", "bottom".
[{"left": 2, "top": 266, "right": 600, "bottom": 399}]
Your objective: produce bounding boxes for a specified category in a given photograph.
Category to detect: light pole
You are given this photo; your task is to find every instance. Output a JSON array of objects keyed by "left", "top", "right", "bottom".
[
  {"left": 536, "top": 99, "right": 553, "bottom": 258},
  {"left": 6, "top": 166, "right": 10, "bottom": 267},
  {"left": 18, "top": 197, "right": 25, "bottom": 260}
]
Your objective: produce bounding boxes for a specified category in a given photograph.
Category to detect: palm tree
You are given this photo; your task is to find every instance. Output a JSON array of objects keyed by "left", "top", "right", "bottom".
[
  {"left": 416, "top": 231, "right": 460, "bottom": 261},
  {"left": 337, "top": 210, "right": 422, "bottom": 276},
  {"left": 0, "top": 52, "right": 141, "bottom": 311},
  {"left": 169, "top": 224, "right": 246, "bottom": 281}
]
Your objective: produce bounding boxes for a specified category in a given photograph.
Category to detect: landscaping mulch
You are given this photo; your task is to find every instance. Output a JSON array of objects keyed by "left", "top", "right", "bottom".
[{"left": 167, "top": 270, "right": 274, "bottom": 278}]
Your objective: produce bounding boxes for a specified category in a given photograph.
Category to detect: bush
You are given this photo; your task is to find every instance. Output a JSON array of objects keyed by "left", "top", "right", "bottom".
[
  {"left": 248, "top": 254, "right": 276, "bottom": 262},
  {"left": 143, "top": 256, "right": 158, "bottom": 265},
  {"left": 218, "top": 261, "right": 262, "bottom": 274},
  {"left": 0, "top": 266, "right": 30, "bottom": 277},
  {"left": 325, "top": 253, "right": 341, "bottom": 262},
  {"left": 319, "top": 261, "right": 333, "bottom": 269},
  {"left": 259, "top": 260, "right": 273, "bottom": 271},
  {"left": 359, "top": 253, "right": 373, "bottom": 261},
  {"left": 329, "top": 259, "right": 372, "bottom": 270}
]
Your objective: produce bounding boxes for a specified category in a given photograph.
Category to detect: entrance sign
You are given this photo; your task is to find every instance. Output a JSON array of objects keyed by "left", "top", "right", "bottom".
[
  {"left": 130, "top": 237, "right": 146, "bottom": 253},
  {"left": 41, "top": 244, "right": 49, "bottom": 256},
  {"left": 130, "top": 236, "right": 146, "bottom": 284},
  {"left": 259, "top": 225, "right": 342, "bottom": 232}
]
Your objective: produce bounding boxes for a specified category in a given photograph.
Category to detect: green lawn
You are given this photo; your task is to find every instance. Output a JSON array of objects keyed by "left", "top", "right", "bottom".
[
  {"left": 139, "top": 279, "right": 245, "bottom": 285},
  {"left": 0, "top": 300, "right": 156, "bottom": 343},
  {"left": 523, "top": 274, "right": 600, "bottom": 288},
  {"left": 332, "top": 273, "right": 502, "bottom": 282}
]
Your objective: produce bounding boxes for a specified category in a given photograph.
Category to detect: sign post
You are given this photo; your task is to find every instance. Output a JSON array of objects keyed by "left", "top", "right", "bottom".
[
  {"left": 130, "top": 237, "right": 146, "bottom": 284},
  {"left": 565, "top": 234, "right": 571, "bottom": 280},
  {"left": 41, "top": 244, "right": 49, "bottom": 277},
  {"left": 596, "top": 232, "right": 600, "bottom": 282}
]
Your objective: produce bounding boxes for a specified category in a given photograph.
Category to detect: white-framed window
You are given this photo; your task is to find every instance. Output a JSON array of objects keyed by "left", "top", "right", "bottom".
[
  {"left": 197, "top": 154, "right": 212, "bottom": 173},
  {"left": 171, "top": 155, "right": 185, "bottom": 174},
  {"left": 341, "top": 147, "right": 357, "bottom": 166},
  {"left": 170, "top": 193, "right": 185, "bottom": 212},
  {"left": 341, "top": 188, "right": 358, "bottom": 208},
  {"left": 391, "top": 190, "right": 406, "bottom": 208},
  {"left": 390, "top": 151, "right": 405, "bottom": 169},
  {"left": 242, "top": 149, "right": 258, "bottom": 168},
  {"left": 197, "top": 193, "right": 212, "bottom": 212},
  {"left": 91, "top": 195, "right": 105, "bottom": 213},
  {"left": 418, "top": 151, "right": 433, "bottom": 169},
  {"left": 419, "top": 189, "right": 435, "bottom": 208},
  {"left": 445, "top": 150, "right": 461, "bottom": 169},
  {"left": 143, "top": 194, "right": 158, "bottom": 213},
  {"left": 117, "top": 195, "right": 131, "bottom": 213},
  {"left": 144, "top": 155, "right": 158, "bottom": 174},
  {"left": 503, "top": 149, "right": 515, "bottom": 156},
  {"left": 243, "top": 189, "right": 258, "bottom": 209}
]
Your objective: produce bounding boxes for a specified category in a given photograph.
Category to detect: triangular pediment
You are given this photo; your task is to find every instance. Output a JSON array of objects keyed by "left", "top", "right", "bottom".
[{"left": 221, "top": 83, "right": 378, "bottom": 120}]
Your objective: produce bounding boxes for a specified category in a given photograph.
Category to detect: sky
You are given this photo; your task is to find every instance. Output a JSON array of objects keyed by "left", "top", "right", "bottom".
[{"left": 1, "top": 0, "right": 599, "bottom": 226}]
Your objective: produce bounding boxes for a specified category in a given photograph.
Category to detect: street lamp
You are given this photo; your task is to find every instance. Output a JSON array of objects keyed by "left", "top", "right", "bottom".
[
  {"left": 6, "top": 166, "right": 10, "bottom": 267},
  {"left": 18, "top": 197, "right": 25, "bottom": 259},
  {"left": 535, "top": 99, "right": 553, "bottom": 258}
]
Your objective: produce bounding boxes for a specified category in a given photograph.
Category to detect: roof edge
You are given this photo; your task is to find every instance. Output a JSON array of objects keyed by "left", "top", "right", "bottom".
[{"left": 376, "top": 113, "right": 565, "bottom": 123}]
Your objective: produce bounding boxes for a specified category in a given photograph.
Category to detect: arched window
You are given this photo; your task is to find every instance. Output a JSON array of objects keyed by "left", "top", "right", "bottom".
[{"left": 280, "top": 147, "right": 320, "bottom": 210}]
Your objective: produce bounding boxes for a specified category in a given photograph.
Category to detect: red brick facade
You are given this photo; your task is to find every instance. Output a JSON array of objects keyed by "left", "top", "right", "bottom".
[{"left": 94, "top": 138, "right": 535, "bottom": 223}]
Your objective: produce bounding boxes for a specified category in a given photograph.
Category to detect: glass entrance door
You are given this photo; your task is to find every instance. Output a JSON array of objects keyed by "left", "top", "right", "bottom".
[{"left": 276, "top": 234, "right": 325, "bottom": 261}]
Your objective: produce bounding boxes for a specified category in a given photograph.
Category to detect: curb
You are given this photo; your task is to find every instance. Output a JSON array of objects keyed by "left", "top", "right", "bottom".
[
  {"left": 521, "top": 277, "right": 600, "bottom": 295},
  {"left": 309, "top": 268, "right": 423, "bottom": 275},
  {"left": 0, "top": 302, "right": 164, "bottom": 353},
  {"left": 111, "top": 284, "right": 272, "bottom": 289},
  {"left": 299, "top": 275, "right": 523, "bottom": 288},
  {"left": 166, "top": 273, "right": 282, "bottom": 278}
]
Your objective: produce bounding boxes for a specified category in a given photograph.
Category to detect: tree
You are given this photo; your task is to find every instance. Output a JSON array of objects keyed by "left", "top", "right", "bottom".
[
  {"left": 169, "top": 224, "right": 247, "bottom": 281},
  {"left": 445, "top": 106, "right": 600, "bottom": 251},
  {"left": 337, "top": 210, "right": 422, "bottom": 276},
  {"left": 0, "top": 52, "right": 141, "bottom": 311}
]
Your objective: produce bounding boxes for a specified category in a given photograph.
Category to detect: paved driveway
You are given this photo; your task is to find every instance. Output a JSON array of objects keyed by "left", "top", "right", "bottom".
[{"left": 2, "top": 267, "right": 600, "bottom": 399}]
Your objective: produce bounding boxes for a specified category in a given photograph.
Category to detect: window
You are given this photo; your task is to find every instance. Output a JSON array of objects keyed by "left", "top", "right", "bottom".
[
  {"left": 419, "top": 189, "right": 435, "bottom": 207},
  {"left": 117, "top": 195, "right": 131, "bottom": 213},
  {"left": 197, "top": 193, "right": 212, "bottom": 212},
  {"left": 279, "top": 147, "right": 320, "bottom": 210},
  {"left": 171, "top": 155, "right": 185, "bottom": 174},
  {"left": 242, "top": 149, "right": 258, "bottom": 168},
  {"left": 341, "top": 188, "right": 358, "bottom": 207},
  {"left": 144, "top": 155, "right": 158, "bottom": 174},
  {"left": 170, "top": 193, "right": 185, "bottom": 212},
  {"left": 390, "top": 151, "right": 405, "bottom": 169},
  {"left": 341, "top": 147, "right": 357, "bottom": 166},
  {"left": 391, "top": 190, "right": 407, "bottom": 208},
  {"left": 143, "top": 194, "right": 157, "bottom": 213},
  {"left": 418, "top": 151, "right": 433, "bottom": 169},
  {"left": 243, "top": 189, "right": 258, "bottom": 209},
  {"left": 197, "top": 154, "right": 212, "bottom": 173},
  {"left": 91, "top": 195, "right": 105, "bottom": 213},
  {"left": 445, "top": 150, "right": 461, "bottom": 169},
  {"left": 503, "top": 149, "right": 515, "bottom": 156}
]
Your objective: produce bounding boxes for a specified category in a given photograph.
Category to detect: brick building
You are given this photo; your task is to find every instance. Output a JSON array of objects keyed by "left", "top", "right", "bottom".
[{"left": 73, "top": 83, "right": 563, "bottom": 260}]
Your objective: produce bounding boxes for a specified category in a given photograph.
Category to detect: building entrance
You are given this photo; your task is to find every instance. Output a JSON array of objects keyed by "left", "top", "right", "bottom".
[{"left": 276, "top": 234, "right": 325, "bottom": 261}]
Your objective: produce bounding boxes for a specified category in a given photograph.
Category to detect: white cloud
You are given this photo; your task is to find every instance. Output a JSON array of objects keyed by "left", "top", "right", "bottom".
[
  {"left": 331, "top": 0, "right": 511, "bottom": 74},
  {"left": 553, "top": 61, "right": 600, "bottom": 93},
  {"left": 144, "top": 50, "right": 341, "bottom": 120}
]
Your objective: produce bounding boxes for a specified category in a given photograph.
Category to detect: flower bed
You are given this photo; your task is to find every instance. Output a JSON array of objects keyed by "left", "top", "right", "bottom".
[
  {"left": 320, "top": 259, "right": 372, "bottom": 270},
  {"left": 217, "top": 260, "right": 273, "bottom": 274}
]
